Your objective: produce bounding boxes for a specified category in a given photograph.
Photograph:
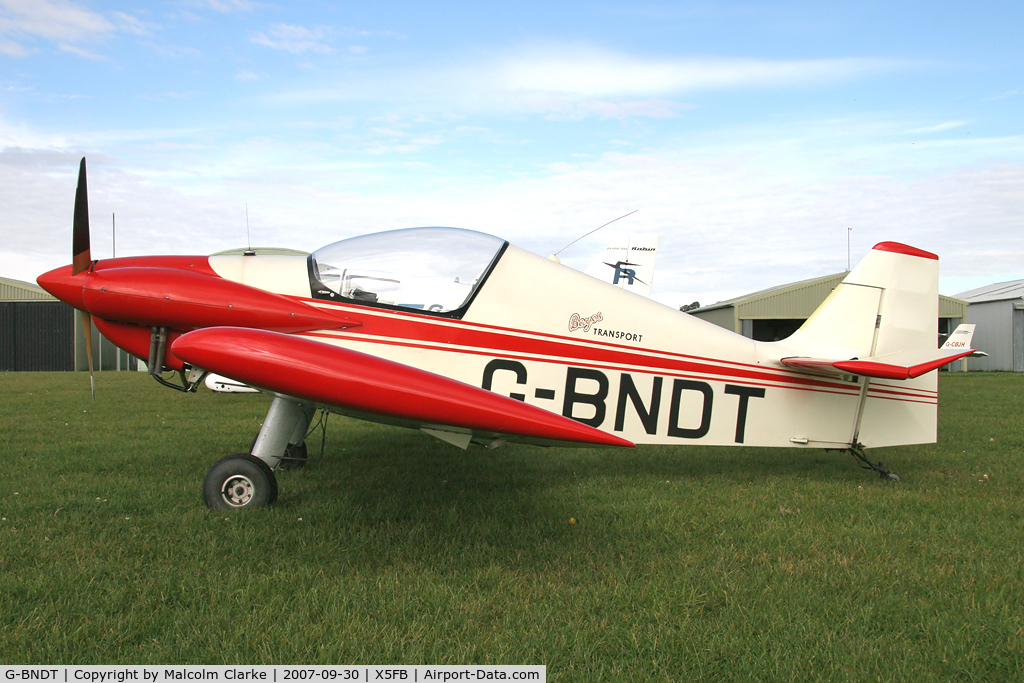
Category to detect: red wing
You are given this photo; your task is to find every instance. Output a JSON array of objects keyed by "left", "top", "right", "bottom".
[{"left": 170, "top": 327, "right": 634, "bottom": 449}]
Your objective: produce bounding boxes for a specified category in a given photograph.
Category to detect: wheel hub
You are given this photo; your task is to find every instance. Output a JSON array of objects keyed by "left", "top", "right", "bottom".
[{"left": 221, "top": 474, "right": 255, "bottom": 507}]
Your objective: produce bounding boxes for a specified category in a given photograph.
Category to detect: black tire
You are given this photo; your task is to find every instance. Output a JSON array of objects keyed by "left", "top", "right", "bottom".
[{"left": 203, "top": 454, "right": 278, "bottom": 510}]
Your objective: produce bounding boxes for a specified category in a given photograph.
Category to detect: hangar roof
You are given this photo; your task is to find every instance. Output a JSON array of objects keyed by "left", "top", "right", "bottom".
[
  {"left": 694, "top": 272, "right": 846, "bottom": 317},
  {"left": 0, "top": 276, "right": 56, "bottom": 302},
  {"left": 955, "top": 279, "right": 1024, "bottom": 304},
  {"left": 693, "top": 271, "right": 967, "bottom": 320}
]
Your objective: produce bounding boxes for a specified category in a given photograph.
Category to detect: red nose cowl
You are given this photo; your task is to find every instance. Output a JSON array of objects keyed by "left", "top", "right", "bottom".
[{"left": 37, "top": 265, "right": 87, "bottom": 310}]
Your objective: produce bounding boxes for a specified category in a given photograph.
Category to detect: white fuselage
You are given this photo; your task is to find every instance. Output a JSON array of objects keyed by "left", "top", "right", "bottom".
[{"left": 209, "top": 245, "right": 938, "bottom": 450}]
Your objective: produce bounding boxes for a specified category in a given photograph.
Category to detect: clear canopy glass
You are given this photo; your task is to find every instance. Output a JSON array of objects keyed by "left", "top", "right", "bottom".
[{"left": 310, "top": 227, "right": 507, "bottom": 313}]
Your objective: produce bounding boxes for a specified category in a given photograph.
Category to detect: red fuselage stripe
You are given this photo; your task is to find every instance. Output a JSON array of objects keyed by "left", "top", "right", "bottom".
[{"left": 293, "top": 300, "right": 937, "bottom": 405}]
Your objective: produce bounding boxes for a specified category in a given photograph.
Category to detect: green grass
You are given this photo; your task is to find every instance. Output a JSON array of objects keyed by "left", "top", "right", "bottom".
[{"left": 1, "top": 371, "right": 1023, "bottom": 680}]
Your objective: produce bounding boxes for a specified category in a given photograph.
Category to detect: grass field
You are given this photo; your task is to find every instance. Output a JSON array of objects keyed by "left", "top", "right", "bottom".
[{"left": 1, "top": 371, "right": 1022, "bottom": 680}]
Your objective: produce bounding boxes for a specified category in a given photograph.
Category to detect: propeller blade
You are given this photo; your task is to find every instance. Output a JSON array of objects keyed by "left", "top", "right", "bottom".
[
  {"left": 81, "top": 312, "right": 95, "bottom": 400},
  {"left": 72, "top": 157, "right": 91, "bottom": 276}
]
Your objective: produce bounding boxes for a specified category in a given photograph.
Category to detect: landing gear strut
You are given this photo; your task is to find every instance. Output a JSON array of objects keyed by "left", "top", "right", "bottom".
[{"left": 202, "top": 394, "right": 316, "bottom": 510}]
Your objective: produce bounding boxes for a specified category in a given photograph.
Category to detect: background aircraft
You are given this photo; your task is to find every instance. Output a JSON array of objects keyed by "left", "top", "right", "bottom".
[
  {"left": 583, "top": 233, "right": 659, "bottom": 298},
  {"left": 38, "top": 159, "right": 980, "bottom": 509}
]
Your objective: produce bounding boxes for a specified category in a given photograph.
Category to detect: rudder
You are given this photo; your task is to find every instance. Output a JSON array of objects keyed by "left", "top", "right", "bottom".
[
  {"left": 785, "top": 242, "right": 939, "bottom": 362},
  {"left": 769, "top": 242, "right": 943, "bottom": 448}
]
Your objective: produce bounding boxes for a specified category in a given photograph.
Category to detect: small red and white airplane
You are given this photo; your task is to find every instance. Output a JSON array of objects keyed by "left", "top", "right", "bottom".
[{"left": 39, "top": 159, "right": 981, "bottom": 509}]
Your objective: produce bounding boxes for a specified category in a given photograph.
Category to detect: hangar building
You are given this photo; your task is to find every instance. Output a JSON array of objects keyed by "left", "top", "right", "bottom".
[
  {"left": 1, "top": 276, "right": 74, "bottom": 371},
  {"left": 956, "top": 279, "right": 1024, "bottom": 372},
  {"left": 1, "top": 276, "right": 134, "bottom": 372},
  {"left": 688, "top": 271, "right": 969, "bottom": 368}
]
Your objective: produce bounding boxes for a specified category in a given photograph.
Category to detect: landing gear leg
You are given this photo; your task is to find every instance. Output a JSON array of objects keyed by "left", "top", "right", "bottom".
[
  {"left": 278, "top": 402, "right": 315, "bottom": 471},
  {"left": 202, "top": 395, "right": 314, "bottom": 510},
  {"left": 250, "top": 395, "right": 315, "bottom": 470},
  {"left": 246, "top": 401, "right": 313, "bottom": 470}
]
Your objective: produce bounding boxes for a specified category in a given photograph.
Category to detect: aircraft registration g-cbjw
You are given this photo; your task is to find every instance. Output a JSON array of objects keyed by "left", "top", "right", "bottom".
[{"left": 39, "top": 159, "right": 981, "bottom": 510}]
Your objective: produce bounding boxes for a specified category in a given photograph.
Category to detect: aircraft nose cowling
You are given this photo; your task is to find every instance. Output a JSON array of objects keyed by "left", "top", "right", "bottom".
[
  {"left": 37, "top": 265, "right": 87, "bottom": 310},
  {"left": 79, "top": 266, "right": 358, "bottom": 333}
]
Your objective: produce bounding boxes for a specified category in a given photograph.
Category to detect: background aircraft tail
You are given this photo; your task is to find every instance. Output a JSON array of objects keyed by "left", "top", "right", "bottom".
[{"left": 584, "top": 233, "right": 659, "bottom": 297}]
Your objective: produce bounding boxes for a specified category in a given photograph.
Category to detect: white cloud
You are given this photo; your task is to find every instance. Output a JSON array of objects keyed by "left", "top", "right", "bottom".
[
  {"left": 480, "top": 46, "right": 907, "bottom": 99},
  {"left": 906, "top": 121, "right": 968, "bottom": 134},
  {"left": 191, "top": 0, "right": 256, "bottom": 12},
  {"left": 59, "top": 42, "right": 109, "bottom": 60},
  {"left": 0, "top": 36, "right": 25, "bottom": 55},
  {"left": 112, "top": 11, "right": 154, "bottom": 37},
  {"left": 0, "top": 113, "right": 73, "bottom": 148},
  {"left": 991, "top": 88, "right": 1024, "bottom": 101},
  {"left": 541, "top": 98, "right": 690, "bottom": 120},
  {"left": 137, "top": 90, "right": 201, "bottom": 102},
  {"left": 5, "top": 137, "right": 1021, "bottom": 309},
  {"left": 0, "top": 0, "right": 113, "bottom": 40},
  {"left": 264, "top": 45, "right": 911, "bottom": 120},
  {"left": 364, "top": 134, "right": 444, "bottom": 155},
  {"left": 250, "top": 23, "right": 401, "bottom": 56},
  {"left": 251, "top": 23, "right": 333, "bottom": 54},
  {"left": 143, "top": 41, "right": 202, "bottom": 59},
  {"left": 0, "top": 0, "right": 149, "bottom": 57}
]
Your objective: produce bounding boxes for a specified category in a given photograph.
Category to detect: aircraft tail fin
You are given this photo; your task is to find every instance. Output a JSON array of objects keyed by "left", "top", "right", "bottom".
[
  {"left": 765, "top": 244, "right": 987, "bottom": 448},
  {"left": 764, "top": 242, "right": 982, "bottom": 448},
  {"left": 583, "top": 233, "right": 659, "bottom": 297},
  {"left": 778, "top": 242, "right": 942, "bottom": 367},
  {"left": 941, "top": 323, "right": 987, "bottom": 358}
]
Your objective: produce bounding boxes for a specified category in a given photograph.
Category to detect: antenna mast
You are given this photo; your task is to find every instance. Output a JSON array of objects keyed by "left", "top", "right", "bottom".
[
  {"left": 244, "top": 204, "right": 255, "bottom": 256},
  {"left": 847, "top": 227, "right": 852, "bottom": 271},
  {"left": 552, "top": 209, "right": 639, "bottom": 260}
]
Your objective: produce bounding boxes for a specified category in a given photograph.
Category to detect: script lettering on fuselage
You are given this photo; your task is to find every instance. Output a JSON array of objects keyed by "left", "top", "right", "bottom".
[
  {"left": 568, "top": 311, "right": 603, "bottom": 333},
  {"left": 481, "top": 359, "right": 765, "bottom": 443}
]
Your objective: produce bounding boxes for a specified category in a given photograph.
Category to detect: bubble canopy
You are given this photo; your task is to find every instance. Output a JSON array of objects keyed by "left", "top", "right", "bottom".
[{"left": 309, "top": 227, "right": 508, "bottom": 314}]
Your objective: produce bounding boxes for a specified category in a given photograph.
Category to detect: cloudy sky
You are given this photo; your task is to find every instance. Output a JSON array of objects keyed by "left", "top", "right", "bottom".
[{"left": 2, "top": 0, "right": 1022, "bottom": 306}]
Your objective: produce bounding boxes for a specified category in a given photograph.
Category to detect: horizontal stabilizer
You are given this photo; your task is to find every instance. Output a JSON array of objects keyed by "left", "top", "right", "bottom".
[
  {"left": 781, "top": 347, "right": 976, "bottom": 380},
  {"left": 171, "top": 327, "right": 635, "bottom": 448}
]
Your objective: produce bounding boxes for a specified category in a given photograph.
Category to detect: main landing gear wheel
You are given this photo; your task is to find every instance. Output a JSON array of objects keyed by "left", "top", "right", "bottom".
[{"left": 203, "top": 454, "right": 278, "bottom": 510}]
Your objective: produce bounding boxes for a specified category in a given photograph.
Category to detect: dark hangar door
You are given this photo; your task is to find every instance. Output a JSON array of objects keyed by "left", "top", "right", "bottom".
[{"left": 0, "top": 302, "right": 75, "bottom": 371}]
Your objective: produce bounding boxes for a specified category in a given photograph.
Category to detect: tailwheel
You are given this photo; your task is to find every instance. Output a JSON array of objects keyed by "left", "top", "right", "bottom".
[
  {"left": 203, "top": 454, "right": 278, "bottom": 510},
  {"left": 848, "top": 444, "right": 900, "bottom": 481}
]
